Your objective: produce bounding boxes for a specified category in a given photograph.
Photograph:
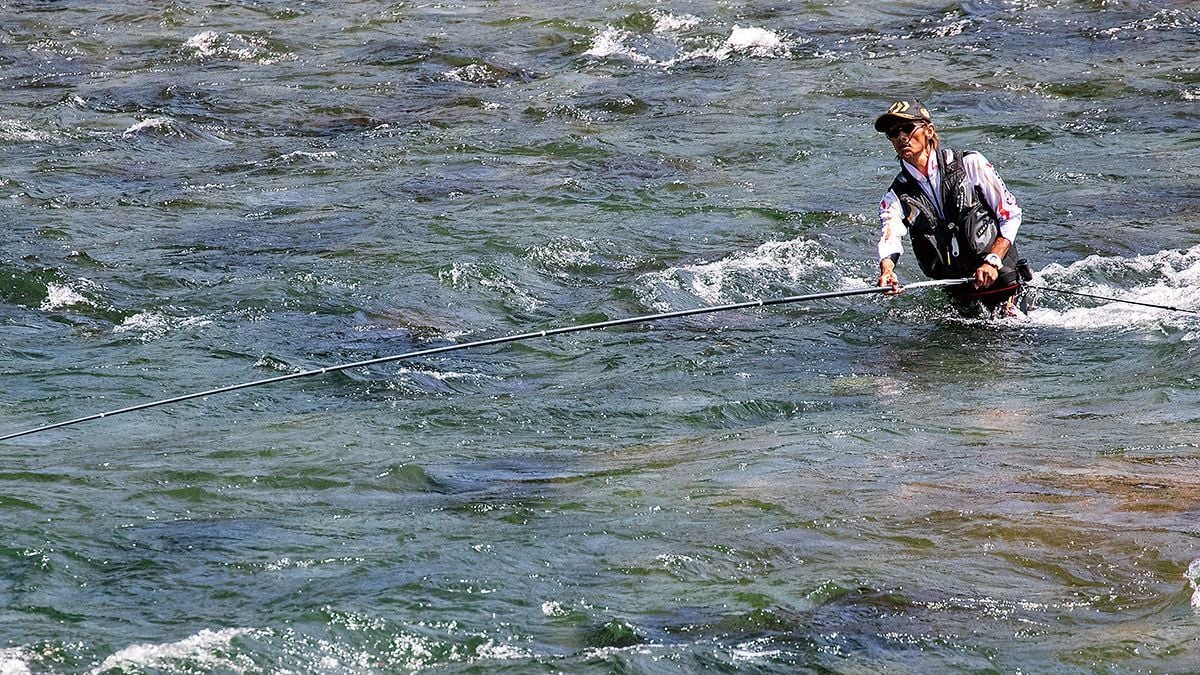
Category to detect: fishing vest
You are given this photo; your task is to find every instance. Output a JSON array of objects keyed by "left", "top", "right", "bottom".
[{"left": 889, "top": 147, "right": 1019, "bottom": 287}]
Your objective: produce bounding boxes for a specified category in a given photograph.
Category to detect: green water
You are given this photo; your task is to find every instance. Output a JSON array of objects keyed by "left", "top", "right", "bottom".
[{"left": 1, "top": 1, "right": 1199, "bottom": 672}]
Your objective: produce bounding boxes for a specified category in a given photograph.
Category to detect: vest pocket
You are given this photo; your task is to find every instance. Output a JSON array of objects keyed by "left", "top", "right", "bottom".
[{"left": 909, "top": 218, "right": 955, "bottom": 279}]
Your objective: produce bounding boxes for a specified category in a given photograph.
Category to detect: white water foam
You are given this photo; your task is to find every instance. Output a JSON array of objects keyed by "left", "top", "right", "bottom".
[
  {"left": 1095, "top": 8, "right": 1200, "bottom": 39},
  {"left": 1189, "top": 558, "right": 1200, "bottom": 610},
  {"left": 0, "top": 648, "right": 31, "bottom": 675},
  {"left": 1026, "top": 246, "right": 1200, "bottom": 331},
  {"left": 640, "top": 238, "right": 838, "bottom": 310},
  {"left": 184, "top": 30, "right": 225, "bottom": 57},
  {"left": 689, "top": 25, "right": 792, "bottom": 61},
  {"left": 39, "top": 281, "right": 93, "bottom": 311},
  {"left": 445, "top": 63, "right": 491, "bottom": 83},
  {"left": 532, "top": 238, "right": 598, "bottom": 270},
  {"left": 261, "top": 556, "right": 364, "bottom": 572},
  {"left": 528, "top": 237, "right": 636, "bottom": 275},
  {"left": 653, "top": 10, "right": 702, "bottom": 33},
  {"left": 92, "top": 628, "right": 255, "bottom": 674},
  {"left": 439, "top": 261, "right": 543, "bottom": 311},
  {"left": 731, "top": 637, "right": 785, "bottom": 663},
  {"left": 272, "top": 615, "right": 531, "bottom": 670},
  {"left": 443, "top": 63, "right": 521, "bottom": 87},
  {"left": 392, "top": 366, "right": 492, "bottom": 383},
  {"left": 114, "top": 311, "right": 212, "bottom": 341},
  {"left": 122, "top": 116, "right": 230, "bottom": 144},
  {"left": 184, "top": 30, "right": 293, "bottom": 64},
  {"left": 121, "top": 116, "right": 178, "bottom": 139},
  {"left": 541, "top": 600, "right": 569, "bottom": 617},
  {"left": 0, "top": 119, "right": 49, "bottom": 142},
  {"left": 273, "top": 150, "right": 339, "bottom": 163},
  {"left": 585, "top": 20, "right": 792, "bottom": 67},
  {"left": 583, "top": 27, "right": 658, "bottom": 64}
]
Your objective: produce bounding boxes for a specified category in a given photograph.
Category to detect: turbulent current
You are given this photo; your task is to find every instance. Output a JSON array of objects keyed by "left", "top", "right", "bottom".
[{"left": 1, "top": 2, "right": 1199, "bottom": 672}]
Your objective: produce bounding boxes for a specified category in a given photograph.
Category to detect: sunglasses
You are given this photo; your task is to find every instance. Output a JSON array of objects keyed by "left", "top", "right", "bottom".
[{"left": 885, "top": 122, "right": 925, "bottom": 139}]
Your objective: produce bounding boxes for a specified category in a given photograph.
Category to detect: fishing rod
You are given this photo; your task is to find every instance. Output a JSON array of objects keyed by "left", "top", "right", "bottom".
[
  {"left": 0, "top": 278, "right": 970, "bottom": 443},
  {"left": 1026, "top": 284, "right": 1198, "bottom": 315}
]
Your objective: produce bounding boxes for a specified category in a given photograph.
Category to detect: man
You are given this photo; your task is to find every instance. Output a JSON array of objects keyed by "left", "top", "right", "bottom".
[{"left": 873, "top": 99, "right": 1026, "bottom": 315}]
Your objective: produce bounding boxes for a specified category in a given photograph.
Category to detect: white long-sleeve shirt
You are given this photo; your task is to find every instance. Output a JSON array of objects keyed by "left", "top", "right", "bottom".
[{"left": 877, "top": 150, "right": 1022, "bottom": 262}]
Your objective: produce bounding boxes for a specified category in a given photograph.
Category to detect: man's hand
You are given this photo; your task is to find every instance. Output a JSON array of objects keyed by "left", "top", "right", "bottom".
[
  {"left": 878, "top": 259, "right": 901, "bottom": 295},
  {"left": 974, "top": 238, "right": 1012, "bottom": 288},
  {"left": 974, "top": 262, "right": 999, "bottom": 288}
]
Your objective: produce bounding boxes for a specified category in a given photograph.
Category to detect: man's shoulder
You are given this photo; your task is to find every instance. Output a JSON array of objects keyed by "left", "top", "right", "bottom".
[
  {"left": 958, "top": 149, "right": 994, "bottom": 169},
  {"left": 937, "top": 146, "right": 980, "bottom": 161}
]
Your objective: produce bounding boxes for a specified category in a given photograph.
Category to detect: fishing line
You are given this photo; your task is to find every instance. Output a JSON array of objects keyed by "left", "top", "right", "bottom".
[
  {"left": 0, "top": 278, "right": 970, "bottom": 443},
  {"left": 1026, "top": 284, "right": 1198, "bottom": 315}
]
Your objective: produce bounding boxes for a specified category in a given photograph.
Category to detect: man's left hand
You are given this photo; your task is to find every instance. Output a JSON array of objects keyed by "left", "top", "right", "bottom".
[{"left": 974, "top": 263, "right": 998, "bottom": 288}]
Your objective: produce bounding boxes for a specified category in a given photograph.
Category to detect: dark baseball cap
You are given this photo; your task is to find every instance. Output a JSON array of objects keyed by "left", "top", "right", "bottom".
[{"left": 874, "top": 100, "right": 932, "bottom": 132}]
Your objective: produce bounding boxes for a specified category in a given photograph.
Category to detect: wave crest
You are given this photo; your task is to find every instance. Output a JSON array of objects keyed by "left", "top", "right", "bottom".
[
  {"left": 184, "top": 30, "right": 294, "bottom": 64},
  {"left": 1027, "top": 245, "right": 1200, "bottom": 331},
  {"left": 638, "top": 239, "right": 845, "bottom": 310},
  {"left": 584, "top": 18, "right": 794, "bottom": 67}
]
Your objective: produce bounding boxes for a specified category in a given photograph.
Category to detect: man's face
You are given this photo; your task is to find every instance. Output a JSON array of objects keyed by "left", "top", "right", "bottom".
[{"left": 887, "top": 121, "right": 930, "bottom": 164}]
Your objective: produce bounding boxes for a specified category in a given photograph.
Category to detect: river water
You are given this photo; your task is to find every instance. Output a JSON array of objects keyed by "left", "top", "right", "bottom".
[{"left": 2, "top": 1, "right": 1199, "bottom": 672}]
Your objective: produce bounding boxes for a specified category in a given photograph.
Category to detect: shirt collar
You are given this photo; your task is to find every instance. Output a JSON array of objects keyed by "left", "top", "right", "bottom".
[{"left": 901, "top": 151, "right": 940, "bottom": 180}]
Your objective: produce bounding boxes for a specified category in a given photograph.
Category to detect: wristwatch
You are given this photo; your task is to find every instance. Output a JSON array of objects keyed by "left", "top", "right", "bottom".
[{"left": 983, "top": 253, "right": 1003, "bottom": 268}]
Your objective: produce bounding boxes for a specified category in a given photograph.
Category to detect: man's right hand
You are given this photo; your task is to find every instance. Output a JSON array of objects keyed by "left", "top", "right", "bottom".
[{"left": 878, "top": 260, "right": 901, "bottom": 295}]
